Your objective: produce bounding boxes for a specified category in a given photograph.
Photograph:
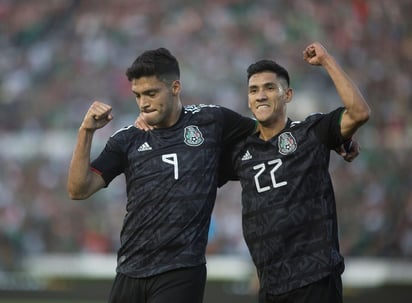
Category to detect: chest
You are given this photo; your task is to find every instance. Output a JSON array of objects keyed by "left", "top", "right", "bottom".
[
  {"left": 236, "top": 129, "right": 330, "bottom": 192},
  {"left": 124, "top": 119, "right": 223, "bottom": 181}
]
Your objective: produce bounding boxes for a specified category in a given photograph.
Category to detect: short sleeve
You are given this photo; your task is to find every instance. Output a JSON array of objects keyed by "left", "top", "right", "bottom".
[
  {"left": 90, "top": 137, "right": 126, "bottom": 186},
  {"left": 220, "top": 107, "right": 256, "bottom": 144},
  {"left": 313, "top": 107, "right": 346, "bottom": 149}
]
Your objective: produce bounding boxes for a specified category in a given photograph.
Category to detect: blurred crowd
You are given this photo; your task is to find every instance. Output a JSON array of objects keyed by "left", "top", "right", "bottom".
[{"left": 1, "top": 0, "right": 412, "bottom": 270}]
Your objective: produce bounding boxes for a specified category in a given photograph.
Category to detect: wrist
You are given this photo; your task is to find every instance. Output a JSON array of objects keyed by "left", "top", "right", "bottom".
[
  {"left": 321, "top": 54, "right": 336, "bottom": 69},
  {"left": 79, "top": 124, "right": 96, "bottom": 133},
  {"left": 343, "top": 137, "right": 353, "bottom": 152}
]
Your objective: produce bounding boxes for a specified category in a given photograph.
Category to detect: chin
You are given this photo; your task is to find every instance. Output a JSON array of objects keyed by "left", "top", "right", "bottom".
[
  {"left": 255, "top": 116, "right": 274, "bottom": 125},
  {"left": 254, "top": 115, "right": 269, "bottom": 124},
  {"left": 143, "top": 113, "right": 159, "bottom": 125}
]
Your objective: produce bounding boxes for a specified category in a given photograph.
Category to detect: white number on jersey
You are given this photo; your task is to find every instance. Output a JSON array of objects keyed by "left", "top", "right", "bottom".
[
  {"left": 253, "top": 159, "right": 287, "bottom": 193},
  {"left": 162, "top": 153, "right": 179, "bottom": 180}
]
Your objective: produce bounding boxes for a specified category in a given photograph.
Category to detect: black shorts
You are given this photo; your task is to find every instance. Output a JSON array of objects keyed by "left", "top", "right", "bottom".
[
  {"left": 108, "top": 265, "right": 207, "bottom": 303},
  {"left": 261, "top": 272, "right": 343, "bottom": 303}
]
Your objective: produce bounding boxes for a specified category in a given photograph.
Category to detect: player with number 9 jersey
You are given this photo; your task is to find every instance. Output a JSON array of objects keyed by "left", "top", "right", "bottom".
[{"left": 91, "top": 104, "right": 256, "bottom": 278}]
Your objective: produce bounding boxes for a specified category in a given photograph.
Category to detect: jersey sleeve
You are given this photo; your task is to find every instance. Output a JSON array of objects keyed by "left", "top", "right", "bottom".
[
  {"left": 220, "top": 107, "right": 257, "bottom": 144},
  {"left": 90, "top": 136, "right": 126, "bottom": 186},
  {"left": 313, "top": 107, "right": 347, "bottom": 149},
  {"left": 217, "top": 107, "right": 256, "bottom": 187},
  {"left": 218, "top": 143, "right": 241, "bottom": 187}
]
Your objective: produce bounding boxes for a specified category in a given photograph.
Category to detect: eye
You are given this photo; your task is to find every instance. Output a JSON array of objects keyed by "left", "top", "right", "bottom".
[{"left": 145, "top": 89, "right": 158, "bottom": 97}]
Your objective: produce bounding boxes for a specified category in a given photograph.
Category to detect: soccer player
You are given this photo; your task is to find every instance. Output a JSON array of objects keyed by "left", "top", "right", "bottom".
[
  {"left": 225, "top": 42, "right": 371, "bottom": 302},
  {"left": 68, "top": 46, "right": 360, "bottom": 303},
  {"left": 67, "top": 48, "right": 257, "bottom": 303}
]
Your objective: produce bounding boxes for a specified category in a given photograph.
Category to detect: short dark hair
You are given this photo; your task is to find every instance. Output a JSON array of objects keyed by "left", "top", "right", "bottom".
[
  {"left": 247, "top": 59, "right": 290, "bottom": 87},
  {"left": 126, "top": 48, "right": 180, "bottom": 83}
]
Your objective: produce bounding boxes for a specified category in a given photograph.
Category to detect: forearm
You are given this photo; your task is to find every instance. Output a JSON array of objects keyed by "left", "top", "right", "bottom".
[
  {"left": 67, "top": 127, "right": 99, "bottom": 199},
  {"left": 323, "top": 56, "right": 370, "bottom": 129}
]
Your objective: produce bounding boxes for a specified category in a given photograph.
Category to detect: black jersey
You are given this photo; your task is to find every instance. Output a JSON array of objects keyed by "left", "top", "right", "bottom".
[
  {"left": 91, "top": 104, "right": 255, "bottom": 278},
  {"left": 230, "top": 107, "right": 346, "bottom": 296}
]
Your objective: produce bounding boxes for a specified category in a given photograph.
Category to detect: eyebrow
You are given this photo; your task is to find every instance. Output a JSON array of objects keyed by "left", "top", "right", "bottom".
[
  {"left": 132, "top": 87, "right": 160, "bottom": 95},
  {"left": 249, "top": 82, "right": 277, "bottom": 89}
]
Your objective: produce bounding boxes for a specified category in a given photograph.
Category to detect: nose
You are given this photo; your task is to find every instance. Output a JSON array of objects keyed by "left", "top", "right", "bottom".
[
  {"left": 137, "top": 95, "right": 149, "bottom": 109},
  {"left": 256, "top": 90, "right": 267, "bottom": 102}
]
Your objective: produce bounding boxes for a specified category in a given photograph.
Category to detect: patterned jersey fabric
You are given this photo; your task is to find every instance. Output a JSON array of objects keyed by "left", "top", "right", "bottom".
[
  {"left": 230, "top": 107, "right": 346, "bottom": 295},
  {"left": 91, "top": 105, "right": 255, "bottom": 278}
]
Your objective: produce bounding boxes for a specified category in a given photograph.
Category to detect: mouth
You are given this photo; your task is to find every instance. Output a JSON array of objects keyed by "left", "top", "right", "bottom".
[
  {"left": 141, "top": 108, "right": 156, "bottom": 114},
  {"left": 256, "top": 104, "right": 270, "bottom": 109}
]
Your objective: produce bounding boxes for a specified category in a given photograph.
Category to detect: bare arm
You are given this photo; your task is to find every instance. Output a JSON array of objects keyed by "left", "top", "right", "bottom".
[
  {"left": 303, "top": 42, "right": 371, "bottom": 139},
  {"left": 67, "top": 101, "right": 113, "bottom": 200}
]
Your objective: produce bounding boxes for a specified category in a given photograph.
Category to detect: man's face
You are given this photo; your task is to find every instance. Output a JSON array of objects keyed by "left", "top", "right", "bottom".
[
  {"left": 132, "top": 76, "right": 179, "bottom": 128},
  {"left": 248, "top": 72, "right": 291, "bottom": 125}
]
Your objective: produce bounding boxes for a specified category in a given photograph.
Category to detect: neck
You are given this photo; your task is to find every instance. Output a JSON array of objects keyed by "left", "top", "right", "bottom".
[
  {"left": 171, "top": 102, "right": 183, "bottom": 124},
  {"left": 258, "top": 117, "right": 288, "bottom": 141},
  {"left": 153, "top": 101, "right": 183, "bottom": 129}
]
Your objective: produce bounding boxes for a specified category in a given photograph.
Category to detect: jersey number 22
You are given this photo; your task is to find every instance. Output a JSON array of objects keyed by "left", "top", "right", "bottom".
[{"left": 253, "top": 159, "right": 287, "bottom": 193}]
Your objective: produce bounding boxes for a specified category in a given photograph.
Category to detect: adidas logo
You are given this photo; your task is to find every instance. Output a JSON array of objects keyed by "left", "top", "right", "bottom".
[
  {"left": 241, "top": 150, "right": 252, "bottom": 160},
  {"left": 137, "top": 142, "right": 152, "bottom": 152}
]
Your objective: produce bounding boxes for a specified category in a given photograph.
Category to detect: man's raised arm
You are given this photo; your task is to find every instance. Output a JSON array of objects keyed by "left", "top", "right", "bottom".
[{"left": 67, "top": 101, "right": 113, "bottom": 200}]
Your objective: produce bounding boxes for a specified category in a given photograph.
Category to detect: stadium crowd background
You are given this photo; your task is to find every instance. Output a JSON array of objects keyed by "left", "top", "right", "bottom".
[{"left": 0, "top": 0, "right": 411, "bottom": 271}]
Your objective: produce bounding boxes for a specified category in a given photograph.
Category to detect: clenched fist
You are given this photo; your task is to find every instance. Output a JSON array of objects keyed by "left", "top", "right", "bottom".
[
  {"left": 80, "top": 101, "right": 113, "bottom": 131},
  {"left": 302, "top": 42, "right": 331, "bottom": 66}
]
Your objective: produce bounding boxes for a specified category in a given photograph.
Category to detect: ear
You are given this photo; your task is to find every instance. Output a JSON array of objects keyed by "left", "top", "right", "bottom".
[
  {"left": 171, "top": 80, "right": 181, "bottom": 95},
  {"left": 284, "top": 87, "right": 293, "bottom": 103}
]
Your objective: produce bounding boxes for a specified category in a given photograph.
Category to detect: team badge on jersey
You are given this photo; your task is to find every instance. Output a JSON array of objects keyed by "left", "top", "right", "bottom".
[
  {"left": 184, "top": 125, "right": 204, "bottom": 146},
  {"left": 278, "top": 132, "right": 297, "bottom": 155}
]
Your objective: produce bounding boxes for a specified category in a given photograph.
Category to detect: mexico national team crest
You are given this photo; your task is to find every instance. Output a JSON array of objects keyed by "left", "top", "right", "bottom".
[
  {"left": 278, "top": 132, "right": 297, "bottom": 155},
  {"left": 184, "top": 125, "right": 204, "bottom": 146}
]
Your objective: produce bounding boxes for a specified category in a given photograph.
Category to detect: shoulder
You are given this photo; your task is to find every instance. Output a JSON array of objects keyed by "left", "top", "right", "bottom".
[
  {"left": 183, "top": 104, "right": 225, "bottom": 124},
  {"left": 105, "top": 125, "right": 147, "bottom": 153},
  {"left": 290, "top": 109, "right": 338, "bottom": 128},
  {"left": 296, "top": 108, "right": 345, "bottom": 131},
  {"left": 110, "top": 125, "right": 145, "bottom": 141},
  {"left": 184, "top": 104, "right": 221, "bottom": 114},
  {"left": 184, "top": 104, "right": 251, "bottom": 119},
  {"left": 304, "top": 107, "right": 345, "bottom": 122},
  {"left": 304, "top": 112, "right": 325, "bottom": 123},
  {"left": 285, "top": 115, "right": 317, "bottom": 130},
  {"left": 111, "top": 125, "right": 135, "bottom": 137}
]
